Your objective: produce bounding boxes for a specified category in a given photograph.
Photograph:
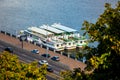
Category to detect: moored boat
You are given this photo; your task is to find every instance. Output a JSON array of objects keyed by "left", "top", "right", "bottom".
[{"left": 19, "top": 23, "right": 88, "bottom": 51}]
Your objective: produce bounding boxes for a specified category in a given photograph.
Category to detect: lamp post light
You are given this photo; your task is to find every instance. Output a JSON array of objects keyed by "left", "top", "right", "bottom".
[{"left": 19, "top": 35, "right": 27, "bottom": 48}]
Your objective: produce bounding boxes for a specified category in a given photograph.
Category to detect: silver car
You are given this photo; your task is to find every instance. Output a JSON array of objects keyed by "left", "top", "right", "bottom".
[{"left": 38, "top": 60, "right": 48, "bottom": 65}]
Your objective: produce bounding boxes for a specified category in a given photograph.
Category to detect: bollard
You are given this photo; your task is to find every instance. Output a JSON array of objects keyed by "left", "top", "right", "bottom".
[
  {"left": 47, "top": 47, "right": 49, "bottom": 50},
  {"left": 60, "top": 52, "right": 63, "bottom": 55},
  {"left": 5, "top": 31, "right": 6, "bottom": 35},
  {"left": 27, "top": 40, "right": 30, "bottom": 43},
  {"left": 40, "top": 44, "right": 42, "bottom": 48},
  {"left": 75, "top": 58, "right": 77, "bottom": 61},
  {"left": 34, "top": 42, "right": 36, "bottom": 45},
  {"left": 67, "top": 54, "right": 70, "bottom": 58},
  {"left": 54, "top": 49, "right": 56, "bottom": 53},
  {"left": 10, "top": 33, "right": 12, "bottom": 37}
]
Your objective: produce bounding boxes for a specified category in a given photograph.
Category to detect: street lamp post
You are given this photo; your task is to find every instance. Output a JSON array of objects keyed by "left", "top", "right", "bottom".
[
  {"left": 46, "top": 26, "right": 48, "bottom": 53},
  {"left": 19, "top": 35, "right": 27, "bottom": 48}
]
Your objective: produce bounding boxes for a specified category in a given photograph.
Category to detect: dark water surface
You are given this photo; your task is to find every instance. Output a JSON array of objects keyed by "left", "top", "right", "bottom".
[{"left": 0, "top": 0, "right": 118, "bottom": 33}]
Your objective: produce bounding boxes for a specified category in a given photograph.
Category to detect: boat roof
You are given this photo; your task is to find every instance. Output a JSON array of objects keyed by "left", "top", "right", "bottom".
[
  {"left": 24, "top": 30, "right": 43, "bottom": 38},
  {"left": 51, "top": 23, "right": 77, "bottom": 32},
  {"left": 28, "top": 27, "right": 53, "bottom": 36},
  {"left": 40, "top": 25, "right": 64, "bottom": 34}
]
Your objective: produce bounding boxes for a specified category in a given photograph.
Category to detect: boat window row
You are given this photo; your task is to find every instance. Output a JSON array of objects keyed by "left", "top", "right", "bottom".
[{"left": 55, "top": 40, "right": 86, "bottom": 47}]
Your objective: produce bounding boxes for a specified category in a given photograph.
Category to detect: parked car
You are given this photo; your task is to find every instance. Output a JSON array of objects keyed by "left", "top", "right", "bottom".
[
  {"left": 4, "top": 47, "right": 13, "bottom": 53},
  {"left": 47, "top": 66, "right": 54, "bottom": 72},
  {"left": 41, "top": 53, "right": 51, "bottom": 58},
  {"left": 51, "top": 56, "right": 60, "bottom": 61},
  {"left": 38, "top": 60, "right": 48, "bottom": 65},
  {"left": 31, "top": 49, "right": 39, "bottom": 54}
]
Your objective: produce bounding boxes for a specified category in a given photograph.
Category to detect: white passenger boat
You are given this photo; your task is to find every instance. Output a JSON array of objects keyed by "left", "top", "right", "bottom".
[{"left": 19, "top": 23, "right": 88, "bottom": 51}]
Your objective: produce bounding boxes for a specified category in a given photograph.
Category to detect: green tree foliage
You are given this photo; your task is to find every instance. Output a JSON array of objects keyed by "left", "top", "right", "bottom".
[
  {"left": 60, "top": 68, "right": 93, "bottom": 80},
  {"left": 61, "top": 1, "right": 120, "bottom": 80},
  {"left": 0, "top": 51, "right": 47, "bottom": 80},
  {"left": 82, "top": 1, "right": 120, "bottom": 80},
  {"left": 82, "top": 2, "right": 120, "bottom": 54},
  {"left": 60, "top": 70, "right": 73, "bottom": 80}
]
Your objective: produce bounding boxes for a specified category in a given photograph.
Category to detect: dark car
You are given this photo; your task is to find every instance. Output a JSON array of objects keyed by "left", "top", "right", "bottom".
[
  {"left": 4, "top": 47, "right": 13, "bottom": 53},
  {"left": 31, "top": 49, "right": 39, "bottom": 54},
  {"left": 41, "top": 53, "right": 51, "bottom": 58},
  {"left": 47, "top": 66, "right": 54, "bottom": 72},
  {"left": 51, "top": 56, "right": 60, "bottom": 61}
]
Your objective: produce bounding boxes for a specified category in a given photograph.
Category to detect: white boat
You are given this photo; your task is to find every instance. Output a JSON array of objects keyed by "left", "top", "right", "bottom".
[{"left": 19, "top": 23, "right": 88, "bottom": 51}]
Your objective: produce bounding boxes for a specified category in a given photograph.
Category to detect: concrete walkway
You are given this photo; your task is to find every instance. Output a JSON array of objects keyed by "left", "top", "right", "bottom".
[{"left": 0, "top": 33, "right": 87, "bottom": 70}]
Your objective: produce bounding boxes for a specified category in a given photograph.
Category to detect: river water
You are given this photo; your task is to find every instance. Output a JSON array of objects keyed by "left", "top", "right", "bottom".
[
  {"left": 0, "top": 0, "right": 118, "bottom": 60},
  {"left": 0, "top": 0, "right": 118, "bottom": 33}
]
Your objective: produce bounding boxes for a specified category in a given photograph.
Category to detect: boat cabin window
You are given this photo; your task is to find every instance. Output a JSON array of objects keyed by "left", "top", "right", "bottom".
[
  {"left": 64, "top": 43, "right": 67, "bottom": 45},
  {"left": 30, "top": 34, "right": 32, "bottom": 37},
  {"left": 73, "top": 42, "right": 75, "bottom": 45},
  {"left": 33, "top": 35, "right": 39, "bottom": 39},
  {"left": 84, "top": 41, "right": 86, "bottom": 43},
  {"left": 69, "top": 43, "right": 71, "bottom": 45},
  {"left": 76, "top": 41, "right": 78, "bottom": 43},
  {"left": 80, "top": 41, "right": 82, "bottom": 43},
  {"left": 57, "top": 44, "right": 59, "bottom": 47}
]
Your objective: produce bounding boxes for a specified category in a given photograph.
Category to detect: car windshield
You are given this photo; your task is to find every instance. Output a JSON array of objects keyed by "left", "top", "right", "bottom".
[
  {"left": 42, "top": 60, "right": 47, "bottom": 63},
  {"left": 54, "top": 56, "right": 59, "bottom": 58},
  {"left": 47, "top": 67, "right": 52, "bottom": 69},
  {"left": 46, "top": 54, "right": 50, "bottom": 56},
  {"left": 34, "top": 49, "right": 38, "bottom": 51}
]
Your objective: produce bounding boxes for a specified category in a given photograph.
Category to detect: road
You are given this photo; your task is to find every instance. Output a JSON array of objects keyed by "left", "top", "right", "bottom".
[{"left": 0, "top": 40, "right": 67, "bottom": 80}]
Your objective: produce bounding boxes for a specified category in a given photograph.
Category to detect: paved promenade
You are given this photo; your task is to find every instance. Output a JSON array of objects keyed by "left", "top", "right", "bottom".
[{"left": 0, "top": 33, "right": 87, "bottom": 70}]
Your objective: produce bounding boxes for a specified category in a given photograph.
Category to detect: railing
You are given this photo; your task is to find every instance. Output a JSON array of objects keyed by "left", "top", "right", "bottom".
[{"left": 0, "top": 30, "right": 85, "bottom": 64}]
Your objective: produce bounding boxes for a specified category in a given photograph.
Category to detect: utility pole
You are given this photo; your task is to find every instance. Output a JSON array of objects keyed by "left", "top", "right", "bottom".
[{"left": 20, "top": 35, "right": 26, "bottom": 49}]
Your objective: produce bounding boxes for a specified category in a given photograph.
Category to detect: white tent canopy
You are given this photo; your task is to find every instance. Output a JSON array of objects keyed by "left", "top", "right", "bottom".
[
  {"left": 51, "top": 23, "right": 77, "bottom": 32},
  {"left": 40, "top": 25, "right": 64, "bottom": 34},
  {"left": 28, "top": 27, "right": 53, "bottom": 36}
]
